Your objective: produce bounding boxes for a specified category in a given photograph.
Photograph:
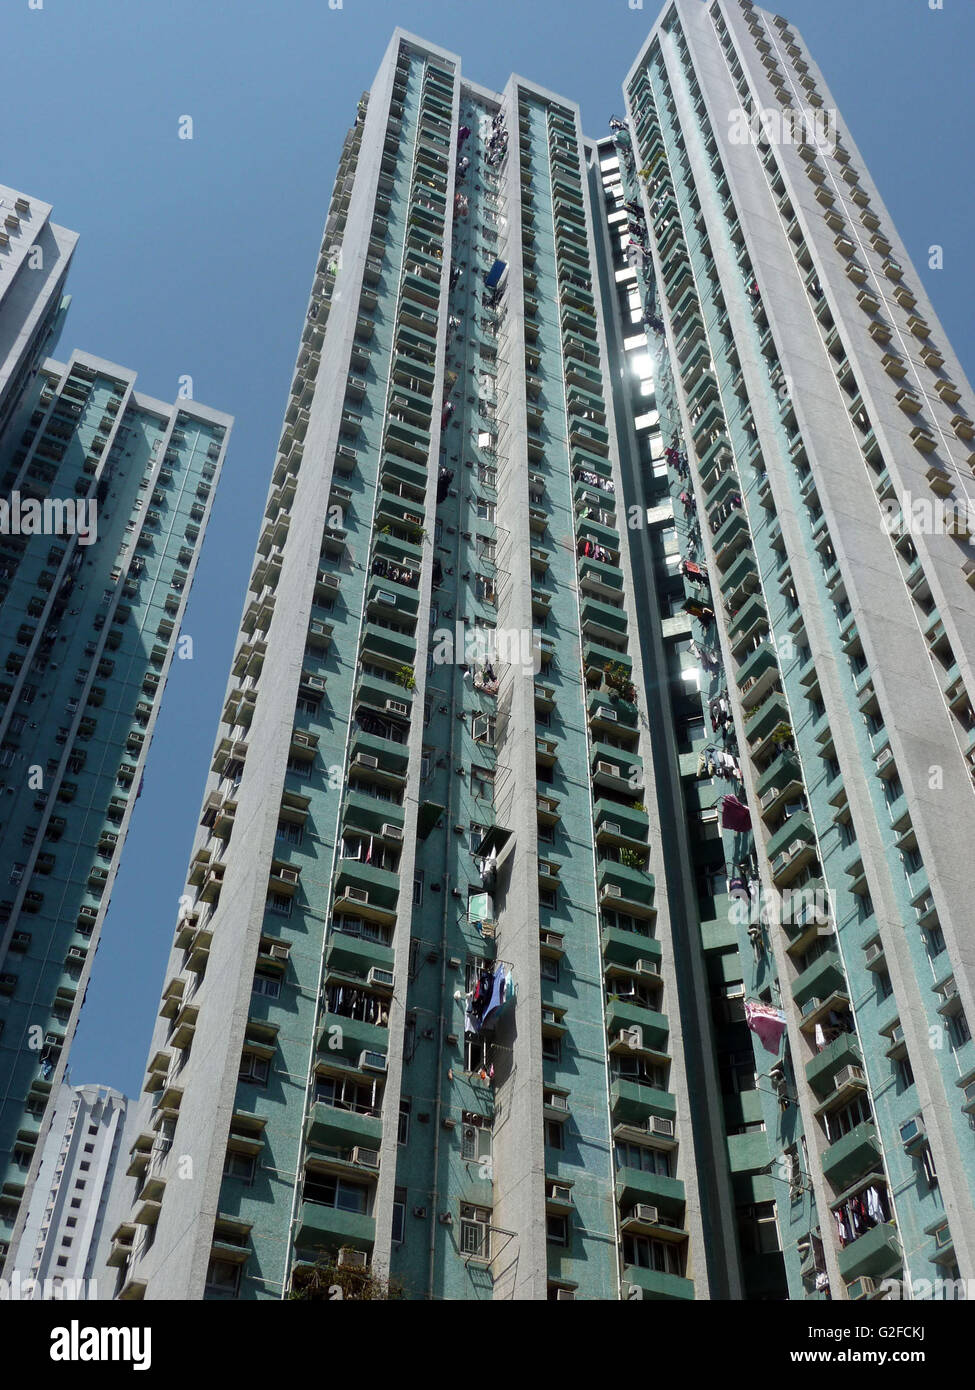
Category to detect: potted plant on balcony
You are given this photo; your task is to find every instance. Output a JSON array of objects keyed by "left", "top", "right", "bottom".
[
  {"left": 395, "top": 665, "right": 416, "bottom": 691},
  {"left": 619, "top": 848, "right": 646, "bottom": 870},
  {"left": 603, "top": 661, "right": 637, "bottom": 705}
]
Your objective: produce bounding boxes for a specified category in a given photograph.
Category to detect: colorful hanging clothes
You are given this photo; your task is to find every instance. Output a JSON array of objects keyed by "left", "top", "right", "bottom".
[{"left": 745, "top": 1000, "right": 787, "bottom": 1055}]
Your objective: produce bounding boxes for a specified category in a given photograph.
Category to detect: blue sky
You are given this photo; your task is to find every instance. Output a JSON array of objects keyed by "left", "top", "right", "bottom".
[{"left": 4, "top": 0, "right": 971, "bottom": 1097}]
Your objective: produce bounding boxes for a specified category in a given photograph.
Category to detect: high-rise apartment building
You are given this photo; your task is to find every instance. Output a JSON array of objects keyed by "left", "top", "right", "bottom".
[
  {"left": 0, "top": 338, "right": 231, "bottom": 1265},
  {"left": 8, "top": 1081, "right": 132, "bottom": 1295},
  {"left": 0, "top": 186, "right": 76, "bottom": 442},
  {"left": 104, "top": 3, "right": 975, "bottom": 1303}
]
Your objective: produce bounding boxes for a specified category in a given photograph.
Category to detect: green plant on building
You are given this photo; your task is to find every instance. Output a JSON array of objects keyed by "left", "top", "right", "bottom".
[
  {"left": 396, "top": 665, "right": 416, "bottom": 691},
  {"left": 289, "top": 1253, "right": 404, "bottom": 1301}
]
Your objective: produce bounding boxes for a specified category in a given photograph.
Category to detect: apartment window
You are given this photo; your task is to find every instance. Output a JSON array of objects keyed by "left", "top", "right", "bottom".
[
  {"left": 949, "top": 1012, "right": 971, "bottom": 1050},
  {"left": 252, "top": 971, "right": 281, "bottom": 999},
  {"left": 469, "top": 823, "right": 485, "bottom": 853},
  {"left": 737, "top": 1202, "right": 781, "bottom": 1256},
  {"left": 223, "top": 1151, "right": 256, "bottom": 1184},
  {"left": 238, "top": 1053, "right": 269, "bottom": 1086},
  {"left": 541, "top": 1035, "right": 561, "bottom": 1062},
  {"left": 897, "top": 1057, "right": 915, "bottom": 1090},
  {"left": 614, "top": 1142, "right": 672, "bottom": 1176},
  {"left": 721, "top": 1051, "right": 757, "bottom": 1096},
  {"left": 266, "top": 893, "right": 293, "bottom": 917},
  {"left": 276, "top": 821, "right": 303, "bottom": 846},
  {"left": 471, "top": 766, "right": 494, "bottom": 802},
  {"left": 547, "top": 1214, "right": 569, "bottom": 1247},
  {"left": 476, "top": 536, "right": 496, "bottom": 562},
  {"left": 545, "top": 1119, "right": 565, "bottom": 1151},
  {"left": 475, "top": 575, "right": 496, "bottom": 604},
  {"left": 540, "top": 955, "right": 559, "bottom": 983},
  {"left": 460, "top": 1204, "right": 492, "bottom": 1259},
  {"left": 622, "top": 1234, "right": 683, "bottom": 1276},
  {"left": 204, "top": 1259, "right": 241, "bottom": 1298},
  {"left": 392, "top": 1188, "right": 406, "bottom": 1245},
  {"left": 472, "top": 714, "right": 496, "bottom": 745},
  {"left": 398, "top": 1098, "right": 411, "bottom": 1145},
  {"left": 476, "top": 500, "right": 496, "bottom": 523},
  {"left": 920, "top": 1144, "right": 938, "bottom": 1189},
  {"left": 824, "top": 1094, "right": 872, "bottom": 1142}
]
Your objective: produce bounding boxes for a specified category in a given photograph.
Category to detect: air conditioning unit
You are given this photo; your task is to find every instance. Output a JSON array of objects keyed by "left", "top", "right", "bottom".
[
  {"left": 381, "top": 823, "right": 403, "bottom": 841},
  {"left": 602, "top": 885, "right": 623, "bottom": 899},
  {"left": 403, "top": 512, "right": 423, "bottom": 526},
  {"left": 934, "top": 1224, "right": 953, "bottom": 1250},
  {"left": 899, "top": 1114, "right": 925, "bottom": 1147},
  {"left": 636, "top": 959, "right": 656, "bottom": 976},
  {"left": 359, "top": 1050, "right": 387, "bottom": 1073},
  {"left": 367, "top": 967, "right": 395, "bottom": 988},
  {"left": 304, "top": 675, "right": 327, "bottom": 692},
  {"left": 345, "top": 887, "right": 370, "bottom": 904},
  {"left": 847, "top": 1276, "right": 876, "bottom": 1301},
  {"left": 648, "top": 1116, "right": 675, "bottom": 1139},
  {"left": 876, "top": 746, "right": 893, "bottom": 769},
  {"left": 548, "top": 1183, "right": 572, "bottom": 1204},
  {"left": 889, "top": 1024, "right": 905, "bottom": 1046},
  {"left": 337, "top": 1248, "right": 368, "bottom": 1269},
  {"left": 541, "top": 1007, "right": 560, "bottom": 1025},
  {"left": 555, "top": 1289, "right": 575, "bottom": 1301},
  {"left": 385, "top": 699, "right": 409, "bottom": 716},
  {"left": 788, "top": 839, "right": 807, "bottom": 856},
  {"left": 633, "top": 1204, "right": 659, "bottom": 1224},
  {"left": 834, "top": 1065, "right": 865, "bottom": 1090},
  {"left": 351, "top": 1146, "right": 380, "bottom": 1169},
  {"left": 355, "top": 753, "right": 379, "bottom": 769},
  {"left": 963, "top": 1080, "right": 975, "bottom": 1106},
  {"left": 595, "top": 760, "right": 617, "bottom": 776},
  {"left": 375, "top": 591, "right": 397, "bottom": 607},
  {"left": 545, "top": 1093, "right": 569, "bottom": 1112},
  {"left": 801, "top": 997, "right": 822, "bottom": 1017},
  {"left": 268, "top": 944, "right": 290, "bottom": 961},
  {"left": 540, "top": 931, "right": 564, "bottom": 949},
  {"left": 600, "top": 707, "right": 618, "bottom": 722},
  {"left": 603, "top": 822, "right": 622, "bottom": 837},
  {"left": 864, "top": 941, "right": 884, "bottom": 967}
]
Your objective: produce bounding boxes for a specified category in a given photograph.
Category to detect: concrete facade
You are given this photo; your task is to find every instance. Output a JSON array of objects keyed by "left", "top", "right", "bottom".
[{"left": 103, "top": 3, "right": 975, "bottom": 1303}]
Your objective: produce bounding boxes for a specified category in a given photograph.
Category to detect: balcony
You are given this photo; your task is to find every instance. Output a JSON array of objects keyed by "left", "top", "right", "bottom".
[
  {"left": 728, "top": 593, "right": 769, "bottom": 646},
  {"left": 744, "top": 689, "right": 791, "bottom": 754},
  {"left": 615, "top": 1167, "right": 685, "bottom": 1216},
  {"left": 622, "top": 1264, "right": 694, "bottom": 1301},
  {"left": 350, "top": 727, "right": 409, "bottom": 776},
  {"left": 793, "top": 948, "right": 845, "bottom": 1008},
  {"left": 610, "top": 1078, "right": 676, "bottom": 1128},
  {"left": 293, "top": 1201, "right": 374, "bottom": 1257},
  {"left": 765, "top": 810, "right": 815, "bottom": 863},
  {"left": 360, "top": 622, "right": 416, "bottom": 667},
  {"left": 325, "top": 928, "right": 394, "bottom": 978},
  {"left": 756, "top": 749, "right": 802, "bottom": 803},
  {"left": 822, "top": 1121, "right": 881, "bottom": 1190},
  {"left": 305, "top": 1101, "right": 383, "bottom": 1151},
  {"left": 711, "top": 510, "right": 749, "bottom": 567},
  {"left": 317, "top": 1009, "right": 387, "bottom": 1060},
  {"left": 599, "top": 862, "right": 655, "bottom": 917},
  {"left": 594, "top": 798, "right": 649, "bottom": 846},
  {"left": 592, "top": 744, "right": 641, "bottom": 793},
  {"left": 837, "top": 1221, "right": 901, "bottom": 1283},
  {"left": 333, "top": 861, "right": 400, "bottom": 918},
  {"left": 606, "top": 997, "right": 668, "bottom": 1053}
]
